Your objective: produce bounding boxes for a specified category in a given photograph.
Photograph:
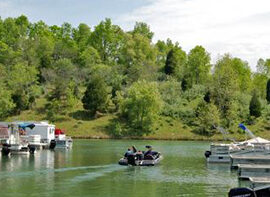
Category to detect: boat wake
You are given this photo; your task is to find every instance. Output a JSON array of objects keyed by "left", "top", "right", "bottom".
[
  {"left": 54, "top": 164, "right": 112, "bottom": 173},
  {"left": 0, "top": 164, "right": 114, "bottom": 179},
  {"left": 71, "top": 164, "right": 122, "bottom": 183}
]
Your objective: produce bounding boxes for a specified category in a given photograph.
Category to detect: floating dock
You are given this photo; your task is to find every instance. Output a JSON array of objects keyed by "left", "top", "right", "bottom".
[
  {"left": 230, "top": 154, "right": 270, "bottom": 169},
  {"left": 238, "top": 164, "right": 270, "bottom": 179},
  {"left": 249, "top": 177, "right": 270, "bottom": 188}
]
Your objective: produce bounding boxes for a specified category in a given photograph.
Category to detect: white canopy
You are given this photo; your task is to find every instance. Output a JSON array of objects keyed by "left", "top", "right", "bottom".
[{"left": 241, "top": 137, "right": 270, "bottom": 144}]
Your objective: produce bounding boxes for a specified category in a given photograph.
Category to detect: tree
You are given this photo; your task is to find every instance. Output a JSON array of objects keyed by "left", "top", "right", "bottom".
[
  {"left": 195, "top": 101, "right": 220, "bottom": 135},
  {"left": 79, "top": 46, "right": 101, "bottom": 68},
  {"left": 119, "top": 33, "right": 157, "bottom": 83},
  {"left": 0, "top": 65, "right": 15, "bottom": 119},
  {"left": 90, "top": 18, "right": 124, "bottom": 65},
  {"left": 46, "top": 82, "right": 77, "bottom": 118},
  {"left": 252, "top": 73, "right": 267, "bottom": 99},
  {"left": 73, "top": 23, "right": 91, "bottom": 51},
  {"left": 45, "top": 59, "right": 78, "bottom": 115},
  {"left": 266, "top": 79, "right": 270, "bottom": 104},
  {"left": 164, "top": 47, "right": 186, "bottom": 78},
  {"left": 212, "top": 55, "right": 239, "bottom": 118},
  {"left": 155, "top": 39, "right": 175, "bottom": 67},
  {"left": 82, "top": 75, "right": 110, "bottom": 114},
  {"left": 231, "top": 58, "right": 252, "bottom": 93},
  {"left": 0, "top": 85, "right": 15, "bottom": 119},
  {"left": 120, "top": 81, "right": 162, "bottom": 135},
  {"left": 186, "top": 45, "right": 211, "bottom": 85},
  {"left": 204, "top": 91, "right": 211, "bottom": 103},
  {"left": 249, "top": 92, "right": 261, "bottom": 117},
  {"left": 7, "top": 63, "right": 40, "bottom": 112},
  {"left": 256, "top": 58, "right": 270, "bottom": 76},
  {"left": 132, "top": 22, "right": 154, "bottom": 41}
]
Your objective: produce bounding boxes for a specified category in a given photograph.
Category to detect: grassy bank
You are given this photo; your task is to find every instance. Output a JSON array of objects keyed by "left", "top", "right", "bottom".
[{"left": 4, "top": 98, "right": 270, "bottom": 141}]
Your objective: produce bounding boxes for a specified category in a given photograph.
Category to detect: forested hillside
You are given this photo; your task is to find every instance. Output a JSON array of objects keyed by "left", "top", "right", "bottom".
[{"left": 1, "top": 15, "right": 270, "bottom": 139}]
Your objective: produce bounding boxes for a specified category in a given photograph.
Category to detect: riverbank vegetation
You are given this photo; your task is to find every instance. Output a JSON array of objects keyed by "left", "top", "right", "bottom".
[{"left": 1, "top": 15, "right": 270, "bottom": 140}]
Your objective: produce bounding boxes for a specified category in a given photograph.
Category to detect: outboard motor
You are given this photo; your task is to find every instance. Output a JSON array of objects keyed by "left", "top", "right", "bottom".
[
  {"left": 228, "top": 187, "right": 255, "bottom": 197},
  {"left": 127, "top": 154, "right": 136, "bottom": 166},
  {"left": 28, "top": 145, "right": 36, "bottom": 154},
  {"left": 49, "top": 140, "right": 56, "bottom": 149},
  {"left": 204, "top": 151, "right": 211, "bottom": 158},
  {"left": 2, "top": 144, "right": 10, "bottom": 156}
]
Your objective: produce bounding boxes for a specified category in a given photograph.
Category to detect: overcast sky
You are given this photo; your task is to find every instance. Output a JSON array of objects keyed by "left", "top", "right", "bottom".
[{"left": 1, "top": 0, "right": 270, "bottom": 70}]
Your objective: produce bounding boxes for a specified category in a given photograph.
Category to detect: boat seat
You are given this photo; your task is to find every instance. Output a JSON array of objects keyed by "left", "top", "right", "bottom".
[{"left": 144, "top": 155, "right": 154, "bottom": 160}]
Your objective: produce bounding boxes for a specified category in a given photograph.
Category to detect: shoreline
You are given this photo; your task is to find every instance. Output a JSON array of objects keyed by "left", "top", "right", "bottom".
[{"left": 71, "top": 135, "right": 234, "bottom": 142}]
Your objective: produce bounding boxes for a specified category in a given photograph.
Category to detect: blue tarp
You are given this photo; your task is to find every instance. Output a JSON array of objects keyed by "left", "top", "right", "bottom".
[
  {"left": 239, "top": 123, "right": 246, "bottom": 131},
  {"left": 18, "top": 123, "right": 35, "bottom": 130}
]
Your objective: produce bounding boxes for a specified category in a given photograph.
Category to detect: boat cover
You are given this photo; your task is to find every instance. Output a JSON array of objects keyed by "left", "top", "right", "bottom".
[{"left": 241, "top": 137, "right": 270, "bottom": 144}]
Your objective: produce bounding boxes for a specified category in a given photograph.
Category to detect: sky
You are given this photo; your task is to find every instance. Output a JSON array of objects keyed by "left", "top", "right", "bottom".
[{"left": 1, "top": 0, "right": 270, "bottom": 70}]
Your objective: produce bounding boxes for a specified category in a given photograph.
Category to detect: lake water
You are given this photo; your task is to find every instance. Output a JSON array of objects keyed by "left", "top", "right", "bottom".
[{"left": 0, "top": 140, "right": 239, "bottom": 197}]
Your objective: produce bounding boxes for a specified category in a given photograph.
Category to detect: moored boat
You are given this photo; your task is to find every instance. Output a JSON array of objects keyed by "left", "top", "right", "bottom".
[{"left": 54, "top": 128, "right": 73, "bottom": 149}]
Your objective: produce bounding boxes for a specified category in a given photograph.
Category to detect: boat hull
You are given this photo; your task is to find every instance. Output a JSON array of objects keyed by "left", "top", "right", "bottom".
[{"left": 118, "top": 156, "right": 162, "bottom": 166}]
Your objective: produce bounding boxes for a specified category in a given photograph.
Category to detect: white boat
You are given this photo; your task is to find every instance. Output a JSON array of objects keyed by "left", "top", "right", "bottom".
[
  {"left": 24, "top": 121, "right": 56, "bottom": 149},
  {"left": 205, "top": 124, "right": 270, "bottom": 163},
  {"left": 55, "top": 134, "right": 73, "bottom": 149},
  {"left": 1, "top": 123, "right": 35, "bottom": 156}
]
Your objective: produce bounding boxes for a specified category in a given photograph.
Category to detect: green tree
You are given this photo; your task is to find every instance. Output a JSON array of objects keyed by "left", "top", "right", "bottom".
[
  {"left": 256, "top": 58, "right": 270, "bottom": 76},
  {"left": 46, "top": 82, "right": 77, "bottom": 118},
  {"left": 90, "top": 18, "right": 124, "bottom": 64},
  {"left": 120, "top": 81, "right": 162, "bottom": 135},
  {"left": 164, "top": 47, "right": 186, "bottom": 78},
  {"left": 7, "top": 63, "right": 39, "bottom": 112},
  {"left": 120, "top": 33, "right": 157, "bottom": 83},
  {"left": 0, "top": 65, "right": 15, "bottom": 119},
  {"left": 155, "top": 39, "right": 174, "bottom": 67},
  {"left": 231, "top": 58, "right": 252, "bottom": 93},
  {"left": 73, "top": 23, "right": 91, "bottom": 51},
  {"left": 249, "top": 92, "right": 261, "bottom": 117},
  {"left": 195, "top": 101, "right": 220, "bottom": 135},
  {"left": 187, "top": 45, "right": 211, "bottom": 85},
  {"left": 267, "top": 79, "right": 270, "bottom": 104},
  {"left": 45, "top": 59, "right": 78, "bottom": 115},
  {"left": 0, "top": 85, "right": 15, "bottom": 119},
  {"left": 79, "top": 46, "right": 101, "bottom": 68},
  {"left": 212, "top": 55, "right": 239, "bottom": 118},
  {"left": 253, "top": 73, "right": 267, "bottom": 99},
  {"left": 82, "top": 75, "right": 110, "bottom": 114},
  {"left": 132, "top": 22, "right": 154, "bottom": 41}
]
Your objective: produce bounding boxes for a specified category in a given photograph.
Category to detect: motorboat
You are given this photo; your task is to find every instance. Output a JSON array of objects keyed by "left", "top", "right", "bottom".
[
  {"left": 55, "top": 129, "right": 73, "bottom": 149},
  {"left": 119, "top": 146, "right": 162, "bottom": 166}
]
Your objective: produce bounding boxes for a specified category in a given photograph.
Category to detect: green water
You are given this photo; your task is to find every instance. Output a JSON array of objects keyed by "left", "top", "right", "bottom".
[{"left": 0, "top": 140, "right": 239, "bottom": 197}]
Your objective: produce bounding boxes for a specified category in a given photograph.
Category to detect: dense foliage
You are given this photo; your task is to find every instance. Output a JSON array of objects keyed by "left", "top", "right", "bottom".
[{"left": 0, "top": 15, "right": 269, "bottom": 136}]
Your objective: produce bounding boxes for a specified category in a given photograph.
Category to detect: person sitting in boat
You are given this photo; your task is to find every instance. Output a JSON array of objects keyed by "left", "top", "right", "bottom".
[
  {"left": 135, "top": 150, "right": 144, "bottom": 160},
  {"left": 131, "top": 145, "right": 137, "bottom": 153},
  {"left": 124, "top": 148, "right": 133, "bottom": 158},
  {"left": 144, "top": 145, "right": 153, "bottom": 156},
  {"left": 144, "top": 145, "right": 158, "bottom": 157}
]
